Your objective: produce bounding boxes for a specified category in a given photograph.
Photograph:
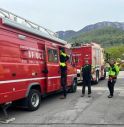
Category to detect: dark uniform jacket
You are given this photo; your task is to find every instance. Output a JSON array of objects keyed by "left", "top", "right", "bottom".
[{"left": 82, "top": 64, "right": 91, "bottom": 81}]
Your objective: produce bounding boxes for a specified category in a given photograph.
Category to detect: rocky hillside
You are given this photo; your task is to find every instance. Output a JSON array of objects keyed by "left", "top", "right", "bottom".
[
  {"left": 70, "top": 27, "right": 124, "bottom": 47},
  {"left": 57, "top": 21, "right": 124, "bottom": 41},
  {"left": 56, "top": 21, "right": 124, "bottom": 47}
]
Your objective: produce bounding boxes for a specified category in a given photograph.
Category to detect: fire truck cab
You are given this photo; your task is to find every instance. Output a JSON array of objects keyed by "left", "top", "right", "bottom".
[
  {"left": 72, "top": 43, "right": 106, "bottom": 84},
  {"left": 0, "top": 9, "right": 77, "bottom": 111}
]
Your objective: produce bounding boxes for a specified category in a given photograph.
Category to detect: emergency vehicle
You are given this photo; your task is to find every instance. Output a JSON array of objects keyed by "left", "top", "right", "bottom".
[
  {"left": 0, "top": 8, "right": 77, "bottom": 111},
  {"left": 72, "top": 43, "right": 106, "bottom": 84}
]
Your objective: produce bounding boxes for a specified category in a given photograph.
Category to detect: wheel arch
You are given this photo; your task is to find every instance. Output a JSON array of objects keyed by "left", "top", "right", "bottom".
[
  {"left": 26, "top": 82, "right": 42, "bottom": 97},
  {"left": 72, "top": 76, "right": 77, "bottom": 84}
]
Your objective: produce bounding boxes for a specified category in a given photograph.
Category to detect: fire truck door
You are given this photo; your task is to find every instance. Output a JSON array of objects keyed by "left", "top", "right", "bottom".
[{"left": 45, "top": 46, "right": 61, "bottom": 93}]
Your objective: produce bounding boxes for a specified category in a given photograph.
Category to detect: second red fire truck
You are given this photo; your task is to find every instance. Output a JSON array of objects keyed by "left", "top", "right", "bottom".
[{"left": 72, "top": 43, "right": 106, "bottom": 84}]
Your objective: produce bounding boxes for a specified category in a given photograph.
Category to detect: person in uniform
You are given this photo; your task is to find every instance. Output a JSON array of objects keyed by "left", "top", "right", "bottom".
[
  {"left": 108, "top": 59, "right": 119, "bottom": 98},
  {"left": 81, "top": 60, "right": 92, "bottom": 97},
  {"left": 59, "top": 47, "right": 69, "bottom": 99}
]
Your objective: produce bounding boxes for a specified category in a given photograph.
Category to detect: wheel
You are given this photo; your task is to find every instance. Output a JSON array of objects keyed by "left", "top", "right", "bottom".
[
  {"left": 101, "top": 69, "right": 106, "bottom": 80},
  {"left": 26, "top": 89, "right": 41, "bottom": 111},
  {"left": 95, "top": 71, "right": 99, "bottom": 84},
  {"left": 70, "top": 79, "right": 77, "bottom": 93}
]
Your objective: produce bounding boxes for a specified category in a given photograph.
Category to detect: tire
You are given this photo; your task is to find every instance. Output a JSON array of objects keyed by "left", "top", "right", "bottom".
[
  {"left": 26, "top": 89, "right": 41, "bottom": 111},
  {"left": 70, "top": 79, "right": 77, "bottom": 93},
  {"left": 95, "top": 71, "right": 99, "bottom": 84},
  {"left": 101, "top": 69, "right": 106, "bottom": 80}
]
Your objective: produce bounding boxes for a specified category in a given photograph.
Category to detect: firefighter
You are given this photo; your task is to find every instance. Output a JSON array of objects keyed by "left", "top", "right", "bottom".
[
  {"left": 59, "top": 47, "right": 69, "bottom": 99},
  {"left": 108, "top": 58, "right": 119, "bottom": 98},
  {"left": 81, "top": 60, "right": 92, "bottom": 97}
]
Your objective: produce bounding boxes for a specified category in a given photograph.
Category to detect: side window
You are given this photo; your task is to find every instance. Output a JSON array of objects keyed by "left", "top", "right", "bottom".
[{"left": 48, "top": 48, "right": 58, "bottom": 63}]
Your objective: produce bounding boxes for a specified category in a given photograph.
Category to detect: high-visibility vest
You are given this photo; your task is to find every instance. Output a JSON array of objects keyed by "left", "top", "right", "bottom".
[
  {"left": 61, "top": 52, "right": 67, "bottom": 57},
  {"left": 60, "top": 62, "right": 66, "bottom": 67},
  {"left": 60, "top": 52, "right": 67, "bottom": 67},
  {"left": 108, "top": 64, "right": 119, "bottom": 76}
]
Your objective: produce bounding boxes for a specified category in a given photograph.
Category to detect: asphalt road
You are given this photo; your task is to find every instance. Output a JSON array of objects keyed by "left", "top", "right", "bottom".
[{"left": 0, "top": 71, "right": 124, "bottom": 127}]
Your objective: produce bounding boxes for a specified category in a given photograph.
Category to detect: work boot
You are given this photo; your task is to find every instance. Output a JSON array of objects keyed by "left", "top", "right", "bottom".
[
  {"left": 108, "top": 95, "right": 113, "bottom": 98},
  {"left": 88, "top": 94, "right": 91, "bottom": 97},
  {"left": 60, "top": 96, "right": 66, "bottom": 99},
  {"left": 81, "top": 94, "right": 85, "bottom": 97}
]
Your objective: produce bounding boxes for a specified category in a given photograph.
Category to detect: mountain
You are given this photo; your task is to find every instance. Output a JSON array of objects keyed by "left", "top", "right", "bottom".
[
  {"left": 57, "top": 21, "right": 124, "bottom": 41},
  {"left": 69, "top": 27, "right": 124, "bottom": 47},
  {"left": 78, "top": 21, "right": 124, "bottom": 33}
]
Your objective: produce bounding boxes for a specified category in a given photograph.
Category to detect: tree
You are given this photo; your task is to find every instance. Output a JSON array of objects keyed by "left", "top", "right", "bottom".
[{"left": 105, "top": 45, "right": 124, "bottom": 60}]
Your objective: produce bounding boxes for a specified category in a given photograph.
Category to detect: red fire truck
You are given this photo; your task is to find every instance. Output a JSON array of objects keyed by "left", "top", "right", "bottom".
[
  {"left": 0, "top": 9, "right": 77, "bottom": 111},
  {"left": 72, "top": 43, "right": 106, "bottom": 84}
]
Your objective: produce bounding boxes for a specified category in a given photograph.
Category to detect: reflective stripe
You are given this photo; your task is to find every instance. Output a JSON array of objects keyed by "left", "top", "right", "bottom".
[
  {"left": 61, "top": 52, "right": 67, "bottom": 57},
  {"left": 60, "top": 52, "right": 67, "bottom": 67},
  {"left": 0, "top": 77, "right": 46, "bottom": 84},
  {"left": 0, "top": 74, "right": 76, "bottom": 84},
  {"left": 60, "top": 62, "right": 66, "bottom": 67},
  {"left": 48, "top": 74, "right": 76, "bottom": 79}
]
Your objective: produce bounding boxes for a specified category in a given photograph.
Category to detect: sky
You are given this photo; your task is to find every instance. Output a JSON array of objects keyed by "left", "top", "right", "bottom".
[{"left": 0, "top": 0, "right": 124, "bottom": 32}]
